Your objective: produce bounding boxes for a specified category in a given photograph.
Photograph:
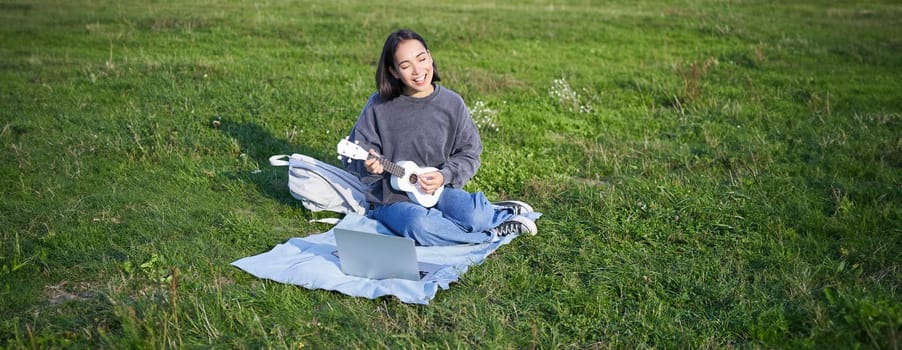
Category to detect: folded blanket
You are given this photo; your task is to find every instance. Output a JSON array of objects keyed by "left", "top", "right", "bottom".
[{"left": 231, "top": 212, "right": 540, "bottom": 304}]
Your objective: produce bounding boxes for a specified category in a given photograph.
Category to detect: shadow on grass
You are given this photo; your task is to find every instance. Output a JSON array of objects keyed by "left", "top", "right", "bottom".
[{"left": 219, "top": 119, "right": 340, "bottom": 206}]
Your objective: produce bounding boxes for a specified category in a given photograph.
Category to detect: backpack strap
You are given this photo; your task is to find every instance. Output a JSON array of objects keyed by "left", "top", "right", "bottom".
[{"left": 269, "top": 154, "right": 291, "bottom": 167}]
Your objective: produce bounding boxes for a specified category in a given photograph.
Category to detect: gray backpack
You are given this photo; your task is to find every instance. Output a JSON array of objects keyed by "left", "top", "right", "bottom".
[{"left": 269, "top": 154, "right": 368, "bottom": 223}]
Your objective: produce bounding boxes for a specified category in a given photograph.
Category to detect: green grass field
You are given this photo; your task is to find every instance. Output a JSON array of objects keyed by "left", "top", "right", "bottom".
[{"left": 2, "top": 0, "right": 900, "bottom": 348}]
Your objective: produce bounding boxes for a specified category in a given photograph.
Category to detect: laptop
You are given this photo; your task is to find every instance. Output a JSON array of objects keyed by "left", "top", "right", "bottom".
[{"left": 334, "top": 225, "right": 445, "bottom": 281}]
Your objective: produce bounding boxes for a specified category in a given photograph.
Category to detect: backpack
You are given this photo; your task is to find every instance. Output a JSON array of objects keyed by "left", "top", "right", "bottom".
[{"left": 269, "top": 154, "right": 369, "bottom": 223}]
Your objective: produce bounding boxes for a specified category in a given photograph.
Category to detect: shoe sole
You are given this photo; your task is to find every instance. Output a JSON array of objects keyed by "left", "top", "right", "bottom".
[{"left": 510, "top": 215, "right": 538, "bottom": 236}]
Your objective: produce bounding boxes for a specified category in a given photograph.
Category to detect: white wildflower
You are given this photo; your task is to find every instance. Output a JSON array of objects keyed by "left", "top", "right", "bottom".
[
  {"left": 550, "top": 78, "right": 594, "bottom": 114},
  {"left": 470, "top": 100, "right": 500, "bottom": 132}
]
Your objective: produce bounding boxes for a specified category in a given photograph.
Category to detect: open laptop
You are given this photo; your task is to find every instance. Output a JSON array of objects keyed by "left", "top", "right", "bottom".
[{"left": 334, "top": 224, "right": 446, "bottom": 281}]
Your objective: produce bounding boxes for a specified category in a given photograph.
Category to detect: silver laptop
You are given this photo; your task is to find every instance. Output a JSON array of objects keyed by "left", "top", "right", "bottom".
[{"left": 334, "top": 226, "right": 445, "bottom": 281}]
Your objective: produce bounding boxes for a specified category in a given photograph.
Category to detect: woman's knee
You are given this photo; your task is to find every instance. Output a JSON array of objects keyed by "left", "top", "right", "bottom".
[{"left": 403, "top": 214, "right": 431, "bottom": 234}]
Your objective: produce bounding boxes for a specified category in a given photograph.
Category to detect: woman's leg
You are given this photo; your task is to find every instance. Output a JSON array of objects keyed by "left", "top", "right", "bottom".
[
  {"left": 371, "top": 200, "right": 493, "bottom": 246},
  {"left": 435, "top": 188, "right": 515, "bottom": 232},
  {"left": 371, "top": 189, "right": 520, "bottom": 246}
]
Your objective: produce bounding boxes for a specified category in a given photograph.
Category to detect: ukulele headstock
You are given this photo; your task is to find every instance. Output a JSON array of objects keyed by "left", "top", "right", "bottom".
[{"left": 336, "top": 137, "right": 370, "bottom": 162}]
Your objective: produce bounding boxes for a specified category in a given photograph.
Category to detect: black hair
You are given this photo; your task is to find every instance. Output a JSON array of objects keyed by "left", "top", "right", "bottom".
[{"left": 375, "top": 29, "right": 441, "bottom": 100}]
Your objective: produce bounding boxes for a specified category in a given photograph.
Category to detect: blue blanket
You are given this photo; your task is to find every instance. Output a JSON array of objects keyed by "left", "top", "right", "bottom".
[{"left": 231, "top": 213, "right": 540, "bottom": 304}]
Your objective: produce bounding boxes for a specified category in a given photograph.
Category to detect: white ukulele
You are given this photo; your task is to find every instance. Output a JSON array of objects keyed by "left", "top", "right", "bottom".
[{"left": 337, "top": 138, "right": 444, "bottom": 208}]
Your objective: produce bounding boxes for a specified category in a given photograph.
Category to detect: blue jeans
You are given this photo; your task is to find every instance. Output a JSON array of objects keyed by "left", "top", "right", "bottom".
[{"left": 370, "top": 188, "right": 516, "bottom": 246}]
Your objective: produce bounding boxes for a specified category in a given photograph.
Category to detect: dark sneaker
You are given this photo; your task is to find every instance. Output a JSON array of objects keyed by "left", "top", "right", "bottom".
[
  {"left": 493, "top": 200, "right": 534, "bottom": 215},
  {"left": 492, "top": 216, "right": 538, "bottom": 236}
]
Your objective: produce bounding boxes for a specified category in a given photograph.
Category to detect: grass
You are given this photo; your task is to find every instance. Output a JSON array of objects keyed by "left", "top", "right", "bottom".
[{"left": 1, "top": 0, "right": 900, "bottom": 348}]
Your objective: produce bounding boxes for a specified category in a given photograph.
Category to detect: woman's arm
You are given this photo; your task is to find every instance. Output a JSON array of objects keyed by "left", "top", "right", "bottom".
[{"left": 438, "top": 100, "right": 482, "bottom": 188}]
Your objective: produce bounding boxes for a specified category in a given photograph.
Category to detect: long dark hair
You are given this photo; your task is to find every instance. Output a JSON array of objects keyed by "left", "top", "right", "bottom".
[{"left": 375, "top": 29, "right": 441, "bottom": 101}]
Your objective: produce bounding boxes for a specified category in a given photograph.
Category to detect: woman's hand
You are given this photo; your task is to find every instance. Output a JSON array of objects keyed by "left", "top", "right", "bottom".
[
  {"left": 418, "top": 171, "right": 444, "bottom": 195},
  {"left": 364, "top": 149, "right": 384, "bottom": 174}
]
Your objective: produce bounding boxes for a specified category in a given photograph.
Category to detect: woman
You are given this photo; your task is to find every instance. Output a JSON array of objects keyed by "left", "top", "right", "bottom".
[{"left": 344, "top": 29, "right": 536, "bottom": 246}]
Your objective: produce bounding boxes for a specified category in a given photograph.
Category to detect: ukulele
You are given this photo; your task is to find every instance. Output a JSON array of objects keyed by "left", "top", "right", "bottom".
[{"left": 337, "top": 138, "right": 444, "bottom": 208}]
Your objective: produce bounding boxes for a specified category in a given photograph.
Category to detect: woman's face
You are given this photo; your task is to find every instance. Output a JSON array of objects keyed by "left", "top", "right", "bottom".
[{"left": 391, "top": 39, "right": 434, "bottom": 98}]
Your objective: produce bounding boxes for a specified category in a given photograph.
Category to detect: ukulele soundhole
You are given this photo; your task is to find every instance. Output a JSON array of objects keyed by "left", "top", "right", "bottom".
[{"left": 408, "top": 174, "right": 418, "bottom": 184}]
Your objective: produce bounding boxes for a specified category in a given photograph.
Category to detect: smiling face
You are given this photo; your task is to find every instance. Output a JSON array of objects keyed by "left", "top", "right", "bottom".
[{"left": 390, "top": 39, "right": 435, "bottom": 98}]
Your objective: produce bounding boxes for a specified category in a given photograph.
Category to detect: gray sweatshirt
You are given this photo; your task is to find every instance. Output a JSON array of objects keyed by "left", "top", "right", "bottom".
[{"left": 346, "top": 85, "right": 483, "bottom": 205}]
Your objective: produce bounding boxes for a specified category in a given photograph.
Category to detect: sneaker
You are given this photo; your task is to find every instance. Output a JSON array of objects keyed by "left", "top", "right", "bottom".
[
  {"left": 493, "top": 200, "right": 534, "bottom": 215},
  {"left": 492, "top": 216, "right": 538, "bottom": 236}
]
